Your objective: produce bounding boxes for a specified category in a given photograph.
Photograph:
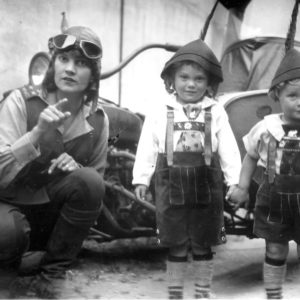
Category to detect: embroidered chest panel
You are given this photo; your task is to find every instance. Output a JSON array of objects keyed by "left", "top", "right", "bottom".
[
  {"left": 278, "top": 126, "right": 300, "bottom": 175},
  {"left": 174, "top": 121, "right": 205, "bottom": 131},
  {"left": 174, "top": 121, "right": 205, "bottom": 152}
]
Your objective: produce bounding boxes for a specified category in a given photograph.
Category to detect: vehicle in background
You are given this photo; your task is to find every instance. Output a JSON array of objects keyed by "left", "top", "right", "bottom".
[{"left": 26, "top": 0, "right": 300, "bottom": 241}]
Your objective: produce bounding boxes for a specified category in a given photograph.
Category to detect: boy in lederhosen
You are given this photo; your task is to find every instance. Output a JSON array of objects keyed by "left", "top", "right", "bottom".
[
  {"left": 230, "top": 49, "right": 300, "bottom": 299},
  {"left": 229, "top": 2, "right": 300, "bottom": 298},
  {"left": 133, "top": 39, "right": 241, "bottom": 299},
  {"left": 230, "top": 48, "right": 300, "bottom": 299},
  {"left": 230, "top": 48, "right": 300, "bottom": 300}
]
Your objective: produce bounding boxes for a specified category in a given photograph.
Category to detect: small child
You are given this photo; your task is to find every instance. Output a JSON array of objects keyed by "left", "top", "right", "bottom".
[
  {"left": 132, "top": 39, "right": 241, "bottom": 299},
  {"left": 229, "top": 48, "right": 300, "bottom": 299}
]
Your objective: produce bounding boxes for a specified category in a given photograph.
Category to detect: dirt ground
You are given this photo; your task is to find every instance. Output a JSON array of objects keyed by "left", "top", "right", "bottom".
[{"left": 11, "top": 235, "right": 300, "bottom": 300}]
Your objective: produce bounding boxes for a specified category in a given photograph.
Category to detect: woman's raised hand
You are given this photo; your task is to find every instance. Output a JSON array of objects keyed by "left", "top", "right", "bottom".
[
  {"left": 36, "top": 98, "right": 71, "bottom": 133},
  {"left": 29, "top": 98, "right": 71, "bottom": 146}
]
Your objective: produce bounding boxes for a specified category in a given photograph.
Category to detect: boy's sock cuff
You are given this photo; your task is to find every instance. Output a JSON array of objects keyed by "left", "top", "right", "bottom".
[
  {"left": 265, "top": 255, "right": 286, "bottom": 266},
  {"left": 167, "top": 255, "right": 188, "bottom": 262},
  {"left": 193, "top": 252, "right": 214, "bottom": 261}
]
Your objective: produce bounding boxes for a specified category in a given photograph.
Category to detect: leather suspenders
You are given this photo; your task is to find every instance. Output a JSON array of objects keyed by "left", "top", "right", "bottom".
[
  {"left": 267, "top": 135, "right": 277, "bottom": 184},
  {"left": 166, "top": 106, "right": 212, "bottom": 167},
  {"left": 204, "top": 108, "right": 212, "bottom": 166},
  {"left": 166, "top": 109, "right": 174, "bottom": 166}
]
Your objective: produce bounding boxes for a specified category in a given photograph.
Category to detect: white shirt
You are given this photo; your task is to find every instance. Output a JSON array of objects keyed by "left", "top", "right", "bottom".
[
  {"left": 132, "top": 95, "right": 241, "bottom": 187},
  {"left": 243, "top": 113, "right": 286, "bottom": 174}
]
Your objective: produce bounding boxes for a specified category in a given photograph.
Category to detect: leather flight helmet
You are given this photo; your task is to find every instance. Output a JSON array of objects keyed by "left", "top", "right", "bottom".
[
  {"left": 60, "top": 26, "right": 102, "bottom": 70},
  {"left": 160, "top": 38, "right": 223, "bottom": 83}
]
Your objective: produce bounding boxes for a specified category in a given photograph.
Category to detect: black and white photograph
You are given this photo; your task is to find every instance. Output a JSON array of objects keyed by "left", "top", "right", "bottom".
[{"left": 0, "top": 0, "right": 300, "bottom": 299}]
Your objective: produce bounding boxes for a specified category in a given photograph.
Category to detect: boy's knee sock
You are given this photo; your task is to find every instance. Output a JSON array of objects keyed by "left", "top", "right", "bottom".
[
  {"left": 193, "top": 253, "right": 214, "bottom": 299},
  {"left": 166, "top": 255, "right": 187, "bottom": 300},
  {"left": 263, "top": 256, "right": 287, "bottom": 299}
]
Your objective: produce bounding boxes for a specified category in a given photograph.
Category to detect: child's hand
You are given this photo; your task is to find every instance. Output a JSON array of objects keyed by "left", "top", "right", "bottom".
[
  {"left": 134, "top": 184, "right": 148, "bottom": 201},
  {"left": 226, "top": 185, "right": 249, "bottom": 211},
  {"left": 225, "top": 185, "right": 237, "bottom": 200}
]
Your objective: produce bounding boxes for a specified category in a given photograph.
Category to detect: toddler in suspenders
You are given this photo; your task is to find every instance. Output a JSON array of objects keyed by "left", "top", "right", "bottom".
[
  {"left": 133, "top": 39, "right": 241, "bottom": 299},
  {"left": 229, "top": 8, "right": 300, "bottom": 296}
]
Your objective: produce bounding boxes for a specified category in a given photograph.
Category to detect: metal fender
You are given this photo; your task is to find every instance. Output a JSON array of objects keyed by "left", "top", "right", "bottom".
[{"left": 101, "top": 102, "right": 143, "bottom": 150}]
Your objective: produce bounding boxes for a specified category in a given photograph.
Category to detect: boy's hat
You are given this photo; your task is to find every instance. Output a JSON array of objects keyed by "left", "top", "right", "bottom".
[
  {"left": 160, "top": 39, "right": 223, "bottom": 83},
  {"left": 270, "top": 48, "right": 300, "bottom": 90}
]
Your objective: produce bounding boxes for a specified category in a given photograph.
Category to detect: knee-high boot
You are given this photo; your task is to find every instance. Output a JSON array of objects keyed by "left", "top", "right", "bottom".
[
  {"left": 27, "top": 214, "right": 99, "bottom": 299},
  {"left": 42, "top": 168, "right": 104, "bottom": 275},
  {"left": 41, "top": 215, "right": 92, "bottom": 276}
]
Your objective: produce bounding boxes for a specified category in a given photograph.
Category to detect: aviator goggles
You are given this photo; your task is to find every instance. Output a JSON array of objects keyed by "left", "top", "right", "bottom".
[{"left": 50, "top": 34, "right": 102, "bottom": 59}]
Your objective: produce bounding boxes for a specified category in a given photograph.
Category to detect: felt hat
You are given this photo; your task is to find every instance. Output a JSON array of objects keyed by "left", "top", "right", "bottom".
[
  {"left": 270, "top": 48, "right": 300, "bottom": 90},
  {"left": 160, "top": 39, "right": 223, "bottom": 83}
]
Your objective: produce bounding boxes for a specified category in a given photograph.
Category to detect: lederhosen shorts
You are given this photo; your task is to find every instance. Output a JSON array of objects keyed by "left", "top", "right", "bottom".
[
  {"left": 154, "top": 153, "right": 226, "bottom": 248},
  {"left": 254, "top": 132, "right": 300, "bottom": 243},
  {"left": 254, "top": 175, "right": 300, "bottom": 243},
  {"left": 153, "top": 106, "right": 226, "bottom": 248}
]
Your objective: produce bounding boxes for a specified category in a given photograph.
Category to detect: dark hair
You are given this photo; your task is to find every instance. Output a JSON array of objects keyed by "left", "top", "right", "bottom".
[
  {"left": 162, "top": 60, "right": 219, "bottom": 97},
  {"left": 42, "top": 49, "right": 100, "bottom": 104}
]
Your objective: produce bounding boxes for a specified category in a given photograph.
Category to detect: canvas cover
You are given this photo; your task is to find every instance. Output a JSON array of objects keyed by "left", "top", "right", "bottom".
[{"left": 218, "top": 37, "right": 300, "bottom": 93}]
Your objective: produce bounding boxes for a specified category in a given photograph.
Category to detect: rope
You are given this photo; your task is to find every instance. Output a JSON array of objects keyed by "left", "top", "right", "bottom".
[
  {"left": 200, "top": 0, "right": 219, "bottom": 41},
  {"left": 285, "top": 0, "right": 300, "bottom": 52}
]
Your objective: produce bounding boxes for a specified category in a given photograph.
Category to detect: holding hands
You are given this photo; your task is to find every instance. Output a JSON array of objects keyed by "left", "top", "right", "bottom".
[{"left": 225, "top": 185, "right": 249, "bottom": 211}]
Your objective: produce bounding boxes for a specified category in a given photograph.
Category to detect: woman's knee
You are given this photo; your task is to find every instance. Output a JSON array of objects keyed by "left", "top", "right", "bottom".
[
  {"left": 68, "top": 167, "right": 105, "bottom": 207},
  {"left": 0, "top": 205, "right": 30, "bottom": 263}
]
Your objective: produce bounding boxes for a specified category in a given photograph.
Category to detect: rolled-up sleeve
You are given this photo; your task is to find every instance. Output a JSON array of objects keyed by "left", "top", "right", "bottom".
[
  {"left": 215, "top": 105, "right": 241, "bottom": 186},
  {"left": 0, "top": 90, "right": 40, "bottom": 188},
  {"left": 243, "top": 120, "right": 265, "bottom": 160},
  {"left": 132, "top": 112, "right": 159, "bottom": 187}
]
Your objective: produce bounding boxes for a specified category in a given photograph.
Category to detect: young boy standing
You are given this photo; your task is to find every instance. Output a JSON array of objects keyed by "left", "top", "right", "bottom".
[
  {"left": 230, "top": 48, "right": 300, "bottom": 299},
  {"left": 133, "top": 39, "right": 241, "bottom": 299}
]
